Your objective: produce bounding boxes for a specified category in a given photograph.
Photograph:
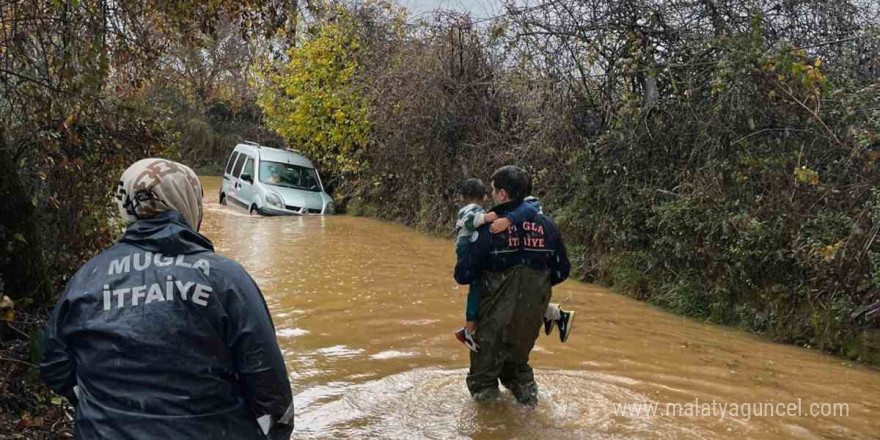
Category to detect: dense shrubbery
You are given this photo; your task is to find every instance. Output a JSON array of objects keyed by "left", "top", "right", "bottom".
[
  {"left": 566, "top": 35, "right": 880, "bottom": 360},
  {"left": 257, "top": 1, "right": 880, "bottom": 362}
]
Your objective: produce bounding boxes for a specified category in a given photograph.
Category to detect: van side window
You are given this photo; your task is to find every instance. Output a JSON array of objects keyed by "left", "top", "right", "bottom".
[
  {"left": 231, "top": 153, "right": 247, "bottom": 177},
  {"left": 225, "top": 152, "right": 240, "bottom": 175},
  {"left": 242, "top": 157, "right": 255, "bottom": 179}
]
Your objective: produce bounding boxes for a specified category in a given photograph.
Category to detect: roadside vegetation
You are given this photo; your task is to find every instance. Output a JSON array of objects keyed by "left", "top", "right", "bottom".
[
  {"left": 1, "top": 0, "right": 878, "bottom": 435},
  {"left": 257, "top": 0, "right": 880, "bottom": 363}
]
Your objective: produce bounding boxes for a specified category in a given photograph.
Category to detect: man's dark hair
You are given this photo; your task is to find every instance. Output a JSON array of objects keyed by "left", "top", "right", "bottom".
[
  {"left": 491, "top": 165, "right": 529, "bottom": 201},
  {"left": 460, "top": 178, "right": 487, "bottom": 201}
]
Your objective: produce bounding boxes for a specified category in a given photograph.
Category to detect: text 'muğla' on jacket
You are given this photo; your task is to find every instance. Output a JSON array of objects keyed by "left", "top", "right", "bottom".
[{"left": 40, "top": 211, "right": 292, "bottom": 439}]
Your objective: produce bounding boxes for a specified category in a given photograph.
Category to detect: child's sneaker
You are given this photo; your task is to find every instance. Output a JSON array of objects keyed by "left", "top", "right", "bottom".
[
  {"left": 543, "top": 316, "right": 555, "bottom": 335},
  {"left": 455, "top": 327, "right": 480, "bottom": 352},
  {"left": 544, "top": 302, "right": 561, "bottom": 335},
  {"left": 557, "top": 308, "right": 575, "bottom": 343}
]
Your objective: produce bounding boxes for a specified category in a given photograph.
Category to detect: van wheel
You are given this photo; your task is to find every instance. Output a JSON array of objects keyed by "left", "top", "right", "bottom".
[
  {"left": 219, "top": 193, "right": 227, "bottom": 206},
  {"left": 250, "top": 205, "right": 259, "bottom": 216}
]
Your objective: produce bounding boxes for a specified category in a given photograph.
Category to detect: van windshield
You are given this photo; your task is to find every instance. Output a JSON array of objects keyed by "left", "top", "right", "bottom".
[{"left": 259, "top": 161, "right": 322, "bottom": 192}]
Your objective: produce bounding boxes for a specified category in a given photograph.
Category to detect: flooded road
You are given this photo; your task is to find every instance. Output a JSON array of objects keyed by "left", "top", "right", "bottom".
[{"left": 199, "top": 176, "right": 879, "bottom": 439}]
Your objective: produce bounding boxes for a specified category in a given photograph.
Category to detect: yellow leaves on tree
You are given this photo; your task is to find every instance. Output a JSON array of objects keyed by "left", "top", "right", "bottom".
[
  {"left": 816, "top": 241, "right": 843, "bottom": 263},
  {"left": 1, "top": 295, "right": 14, "bottom": 322},
  {"left": 257, "top": 12, "right": 370, "bottom": 176},
  {"left": 794, "top": 166, "right": 820, "bottom": 185}
]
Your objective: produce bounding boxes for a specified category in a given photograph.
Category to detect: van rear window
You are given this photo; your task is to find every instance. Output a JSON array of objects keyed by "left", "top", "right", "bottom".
[{"left": 225, "top": 152, "right": 240, "bottom": 175}]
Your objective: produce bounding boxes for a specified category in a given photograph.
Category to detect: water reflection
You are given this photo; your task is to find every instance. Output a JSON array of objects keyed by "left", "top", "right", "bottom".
[{"left": 199, "top": 176, "right": 880, "bottom": 439}]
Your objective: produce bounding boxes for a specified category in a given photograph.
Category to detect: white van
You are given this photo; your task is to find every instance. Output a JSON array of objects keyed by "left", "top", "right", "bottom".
[{"left": 219, "top": 142, "right": 335, "bottom": 215}]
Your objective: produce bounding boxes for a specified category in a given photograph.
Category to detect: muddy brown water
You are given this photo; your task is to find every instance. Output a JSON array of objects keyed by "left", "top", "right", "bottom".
[{"left": 200, "top": 176, "right": 879, "bottom": 439}]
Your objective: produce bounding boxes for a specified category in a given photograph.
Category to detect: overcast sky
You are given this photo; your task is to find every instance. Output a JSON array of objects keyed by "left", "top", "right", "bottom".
[{"left": 396, "top": 0, "right": 504, "bottom": 20}]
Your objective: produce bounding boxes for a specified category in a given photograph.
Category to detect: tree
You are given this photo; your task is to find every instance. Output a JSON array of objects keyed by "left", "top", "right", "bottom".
[
  {"left": 258, "top": 7, "right": 371, "bottom": 176},
  {"left": 0, "top": 0, "right": 298, "bottom": 303}
]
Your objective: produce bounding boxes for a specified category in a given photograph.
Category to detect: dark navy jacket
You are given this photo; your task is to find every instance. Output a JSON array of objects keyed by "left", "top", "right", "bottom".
[
  {"left": 40, "top": 211, "right": 292, "bottom": 439},
  {"left": 454, "top": 200, "right": 570, "bottom": 286}
]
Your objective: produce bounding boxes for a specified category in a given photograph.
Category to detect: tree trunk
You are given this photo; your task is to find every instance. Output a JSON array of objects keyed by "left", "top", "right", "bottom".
[
  {"left": 642, "top": 75, "right": 658, "bottom": 108},
  {"left": 0, "top": 129, "right": 50, "bottom": 304}
]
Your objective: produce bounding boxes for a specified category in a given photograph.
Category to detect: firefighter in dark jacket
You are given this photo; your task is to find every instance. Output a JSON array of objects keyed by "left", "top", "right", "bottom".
[
  {"left": 454, "top": 165, "right": 570, "bottom": 406},
  {"left": 40, "top": 158, "right": 294, "bottom": 439}
]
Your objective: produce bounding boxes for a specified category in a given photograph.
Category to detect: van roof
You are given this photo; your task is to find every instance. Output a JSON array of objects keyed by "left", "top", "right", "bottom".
[{"left": 235, "top": 144, "right": 315, "bottom": 168}]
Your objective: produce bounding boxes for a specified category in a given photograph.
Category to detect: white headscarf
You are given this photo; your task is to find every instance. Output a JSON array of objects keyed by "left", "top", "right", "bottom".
[{"left": 115, "top": 158, "right": 204, "bottom": 231}]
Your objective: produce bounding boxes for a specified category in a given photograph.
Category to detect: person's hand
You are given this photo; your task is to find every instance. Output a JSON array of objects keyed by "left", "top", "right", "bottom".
[
  {"left": 490, "top": 217, "right": 511, "bottom": 234},
  {"left": 484, "top": 212, "right": 498, "bottom": 223},
  {"left": 62, "top": 387, "right": 79, "bottom": 407}
]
